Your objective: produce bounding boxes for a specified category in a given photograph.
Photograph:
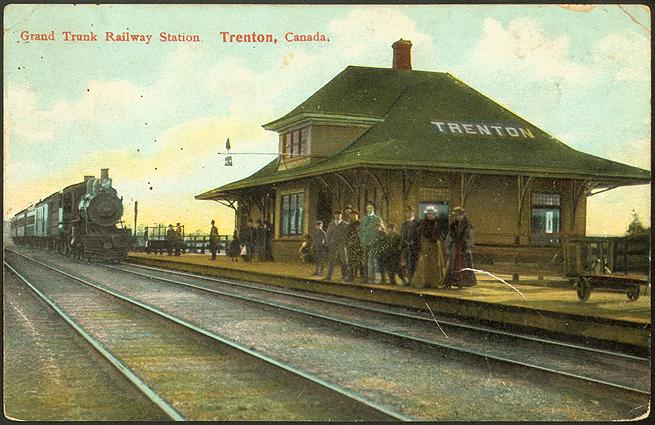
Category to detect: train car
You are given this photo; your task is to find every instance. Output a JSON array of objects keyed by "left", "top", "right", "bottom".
[
  {"left": 10, "top": 168, "right": 132, "bottom": 262},
  {"left": 10, "top": 208, "right": 29, "bottom": 241}
]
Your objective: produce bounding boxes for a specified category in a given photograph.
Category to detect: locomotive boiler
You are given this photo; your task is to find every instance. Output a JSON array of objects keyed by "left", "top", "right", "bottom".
[{"left": 10, "top": 168, "right": 132, "bottom": 261}]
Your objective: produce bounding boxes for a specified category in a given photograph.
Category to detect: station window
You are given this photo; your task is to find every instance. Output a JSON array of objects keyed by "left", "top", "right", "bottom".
[
  {"left": 280, "top": 192, "right": 304, "bottom": 236},
  {"left": 531, "top": 193, "right": 561, "bottom": 244},
  {"left": 281, "top": 127, "right": 310, "bottom": 158}
]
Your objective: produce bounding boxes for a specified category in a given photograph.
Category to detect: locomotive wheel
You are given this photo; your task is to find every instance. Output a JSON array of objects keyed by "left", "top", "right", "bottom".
[
  {"left": 576, "top": 277, "right": 592, "bottom": 302},
  {"left": 627, "top": 285, "right": 640, "bottom": 301}
]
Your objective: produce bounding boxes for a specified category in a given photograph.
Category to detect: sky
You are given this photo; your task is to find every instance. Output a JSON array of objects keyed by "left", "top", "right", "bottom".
[{"left": 3, "top": 4, "right": 651, "bottom": 236}]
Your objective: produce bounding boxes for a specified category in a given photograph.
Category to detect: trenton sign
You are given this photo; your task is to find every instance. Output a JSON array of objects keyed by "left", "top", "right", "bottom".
[{"left": 431, "top": 120, "right": 536, "bottom": 139}]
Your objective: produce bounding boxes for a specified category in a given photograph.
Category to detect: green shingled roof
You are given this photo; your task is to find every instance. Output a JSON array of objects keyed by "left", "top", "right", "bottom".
[
  {"left": 197, "top": 66, "right": 650, "bottom": 199},
  {"left": 263, "top": 66, "right": 441, "bottom": 128}
]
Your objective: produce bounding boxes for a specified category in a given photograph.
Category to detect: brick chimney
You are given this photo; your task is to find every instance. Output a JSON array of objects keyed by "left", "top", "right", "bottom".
[{"left": 392, "top": 39, "right": 412, "bottom": 70}]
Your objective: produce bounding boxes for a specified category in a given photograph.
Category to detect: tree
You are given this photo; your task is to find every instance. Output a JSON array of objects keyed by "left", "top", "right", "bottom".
[{"left": 625, "top": 212, "right": 648, "bottom": 237}]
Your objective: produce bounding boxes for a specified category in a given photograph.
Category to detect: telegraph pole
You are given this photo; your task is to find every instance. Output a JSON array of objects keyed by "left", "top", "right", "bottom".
[{"left": 134, "top": 201, "right": 138, "bottom": 237}]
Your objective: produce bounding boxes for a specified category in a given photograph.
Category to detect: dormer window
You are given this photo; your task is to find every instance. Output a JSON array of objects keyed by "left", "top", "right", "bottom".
[{"left": 281, "top": 127, "right": 310, "bottom": 158}]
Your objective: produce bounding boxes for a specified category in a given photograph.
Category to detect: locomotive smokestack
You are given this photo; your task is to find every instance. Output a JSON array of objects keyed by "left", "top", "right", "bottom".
[
  {"left": 101, "top": 168, "right": 109, "bottom": 180},
  {"left": 84, "top": 175, "right": 94, "bottom": 182}
]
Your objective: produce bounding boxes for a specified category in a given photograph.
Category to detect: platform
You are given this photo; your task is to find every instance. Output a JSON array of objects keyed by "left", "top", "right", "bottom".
[{"left": 127, "top": 253, "right": 651, "bottom": 349}]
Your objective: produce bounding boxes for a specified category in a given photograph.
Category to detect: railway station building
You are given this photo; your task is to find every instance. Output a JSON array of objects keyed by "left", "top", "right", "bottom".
[{"left": 196, "top": 40, "right": 650, "bottom": 273}]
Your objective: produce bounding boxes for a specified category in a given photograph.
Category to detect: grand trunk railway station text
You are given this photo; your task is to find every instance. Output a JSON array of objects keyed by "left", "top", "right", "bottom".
[
  {"left": 20, "top": 31, "right": 201, "bottom": 43},
  {"left": 19, "top": 30, "right": 329, "bottom": 44}
]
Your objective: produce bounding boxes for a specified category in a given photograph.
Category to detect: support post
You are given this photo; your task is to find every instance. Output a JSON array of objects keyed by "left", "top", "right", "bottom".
[
  {"left": 363, "top": 169, "right": 390, "bottom": 217},
  {"left": 333, "top": 172, "right": 356, "bottom": 197},
  {"left": 623, "top": 239, "right": 628, "bottom": 274},
  {"left": 515, "top": 175, "right": 534, "bottom": 245},
  {"left": 460, "top": 174, "right": 477, "bottom": 208}
]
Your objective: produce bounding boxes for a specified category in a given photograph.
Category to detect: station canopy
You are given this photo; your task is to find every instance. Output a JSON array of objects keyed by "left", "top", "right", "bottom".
[{"left": 197, "top": 66, "right": 650, "bottom": 200}]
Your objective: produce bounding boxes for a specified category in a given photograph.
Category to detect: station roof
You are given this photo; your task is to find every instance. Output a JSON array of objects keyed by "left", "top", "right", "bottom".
[{"left": 197, "top": 66, "right": 650, "bottom": 200}]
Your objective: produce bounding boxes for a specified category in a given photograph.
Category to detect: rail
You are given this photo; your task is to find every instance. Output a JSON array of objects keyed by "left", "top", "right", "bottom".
[
  {"left": 6, "top": 249, "right": 412, "bottom": 421},
  {"left": 3, "top": 261, "right": 186, "bottom": 421},
  {"left": 103, "top": 261, "right": 649, "bottom": 395}
]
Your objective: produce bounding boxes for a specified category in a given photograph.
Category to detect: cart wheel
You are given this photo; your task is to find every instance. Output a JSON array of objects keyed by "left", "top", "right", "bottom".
[
  {"left": 627, "top": 285, "right": 640, "bottom": 301},
  {"left": 576, "top": 277, "right": 591, "bottom": 302}
]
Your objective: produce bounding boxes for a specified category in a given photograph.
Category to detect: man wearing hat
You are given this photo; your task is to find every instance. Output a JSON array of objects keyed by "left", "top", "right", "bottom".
[
  {"left": 444, "top": 207, "right": 477, "bottom": 288},
  {"left": 324, "top": 210, "right": 351, "bottom": 282},
  {"left": 209, "top": 219, "right": 219, "bottom": 260},
  {"left": 166, "top": 224, "right": 176, "bottom": 256},
  {"left": 343, "top": 203, "right": 353, "bottom": 218},
  {"left": 174, "top": 223, "right": 183, "bottom": 255},
  {"left": 414, "top": 205, "right": 447, "bottom": 288},
  {"left": 359, "top": 202, "right": 384, "bottom": 284},
  {"left": 345, "top": 210, "right": 364, "bottom": 281},
  {"left": 401, "top": 206, "right": 420, "bottom": 285}
]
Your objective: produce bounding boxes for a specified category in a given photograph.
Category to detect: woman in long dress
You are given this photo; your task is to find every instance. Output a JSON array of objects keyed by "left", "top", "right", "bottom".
[
  {"left": 444, "top": 207, "right": 477, "bottom": 288},
  {"left": 414, "top": 206, "right": 446, "bottom": 288}
]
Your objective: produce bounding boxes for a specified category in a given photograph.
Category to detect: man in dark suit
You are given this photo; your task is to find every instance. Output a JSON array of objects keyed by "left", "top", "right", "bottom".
[
  {"left": 209, "top": 219, "right": 219, "bottom": 260},
  {"left": 345, "top": 210, "right": 363, "bottom": 281},
  {"left": 166, "top": 224, "right": 175, "bottom": 256},
  {"left": 312, "top": 220, "right": 327, "bottom": 276},
  {"left": 401, "top": 206, "right": 421, "bottom": 285},
  {"left": 324, "top": 210, "right": 351, "bottom": 282},
  {"left": 380, "top": 223, "right": 407, "bottom": 285},
  {"left": 174, "top": 223, "right": 183, "bottom": 256},
  {"left": 360, "top": 202, "right": 384, "bottom": 284},
  {"left": 255, "top": 219, "right": 266, "bottom": 261}
]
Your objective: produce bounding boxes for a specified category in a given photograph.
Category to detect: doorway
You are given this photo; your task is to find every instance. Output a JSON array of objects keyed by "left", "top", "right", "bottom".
[{"left": 317, "top": 190, "right": 332, "bottom": 228}]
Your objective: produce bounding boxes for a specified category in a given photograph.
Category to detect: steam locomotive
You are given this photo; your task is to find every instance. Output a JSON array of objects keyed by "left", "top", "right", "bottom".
[{"left": 10, "top": 168, "right": 132, "bottom": 261}]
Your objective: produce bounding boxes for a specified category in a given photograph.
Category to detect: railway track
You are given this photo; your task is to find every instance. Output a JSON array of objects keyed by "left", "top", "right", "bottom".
[
  {"left": 4, "top": 252, "right": 409, "bottom": 421},
  {"left": 3, "top": 269, "right": 170, "bottom": 421},
  {"left": 104, "top": 261, "right": 650, "bottom": 395},
  {"left": 6, "top": 248, "right": 650, "bottom": 420}
]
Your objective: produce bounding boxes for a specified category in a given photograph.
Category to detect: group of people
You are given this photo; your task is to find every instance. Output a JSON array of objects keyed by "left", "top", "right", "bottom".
[
  {"left": 227, "top": 219, "right": 274, "bottom": 263},
  {"left": 304, "top": 202, "right": 477, "bottom": 289},
  {"left": 150, "top": 202, "right": 476, "bottom": 290},
  {"left": 164, "top": 223, "right": 184, "bottom": 256}
]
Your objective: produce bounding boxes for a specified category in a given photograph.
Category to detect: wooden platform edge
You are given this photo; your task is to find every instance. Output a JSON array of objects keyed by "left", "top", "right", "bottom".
[{"left": 126, "top": 256, "right": 651, "bottom": 349}]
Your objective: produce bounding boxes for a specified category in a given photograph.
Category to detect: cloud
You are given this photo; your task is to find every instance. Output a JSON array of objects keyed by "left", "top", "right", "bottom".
[
  {"left": 51, "top": 79, "right": 143, "bottom": 125},
  {"left": 471, "top": 18, "right": 595, "bottom": 86},
  {"left": 5, "top": 86, "right": 57, "bottom": 141},
  {"left": 3, "top": 112, "right": 275, "bottom": 231},
  {"left": 608, "top": 137, "right": 651, "bottom": 170},
  {"left": 5, "top": 79, "right": 146, "bottom": 146},
  {"left": 591, "top": 31, "right": 650, "bottom": 81},
  {"left": 7, "top": 8, "right": 647, "bottom": 238},
  {"left": 205, "top": 52, "right": 316, "bottom": 117},
  {"left": 327, "top": 7, "right": 435, "bottom": 67},
  {"left": 470, "top": 17, "right": 650, "bottom": 89},
  {"left": 6, "top": 6, "right": 435, "bottom": 147}
]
